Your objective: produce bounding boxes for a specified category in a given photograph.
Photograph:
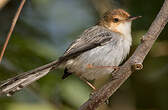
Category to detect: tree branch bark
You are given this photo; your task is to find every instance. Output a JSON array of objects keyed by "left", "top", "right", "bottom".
[{"left": 79, "top": 0, "right": 168, "bottom": 110}]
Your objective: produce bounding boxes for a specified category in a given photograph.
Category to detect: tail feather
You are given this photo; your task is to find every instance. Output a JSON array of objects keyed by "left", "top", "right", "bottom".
[{"left": 0, "top": 60, "right": 60, "bottom": 96}]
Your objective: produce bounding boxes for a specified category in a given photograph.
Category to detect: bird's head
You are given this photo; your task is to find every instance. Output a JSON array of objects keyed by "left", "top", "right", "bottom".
[{"left": 98, "top": 9, "right": 141, "bottom": 36}]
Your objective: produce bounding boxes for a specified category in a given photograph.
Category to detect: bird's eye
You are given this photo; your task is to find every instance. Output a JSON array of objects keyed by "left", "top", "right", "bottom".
[{"left": 113, "top": 18, "right": 119, "bottom": 23}]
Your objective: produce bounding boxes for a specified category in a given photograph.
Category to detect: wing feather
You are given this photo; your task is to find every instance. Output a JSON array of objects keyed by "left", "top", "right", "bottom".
[{"left": 58, "top": 25, "right": 119, "bottom": 62}]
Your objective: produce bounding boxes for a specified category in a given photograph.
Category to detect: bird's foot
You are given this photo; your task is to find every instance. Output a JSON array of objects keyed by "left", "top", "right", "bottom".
[
  {"left": 113, "top": 66, "right": 120, "bottom": 72},
  {"left": 105, "top": 99, "right": 110, "bottom": 105},
  {"left": 89, "top": 90, "right": 96, "bottom": 98}
]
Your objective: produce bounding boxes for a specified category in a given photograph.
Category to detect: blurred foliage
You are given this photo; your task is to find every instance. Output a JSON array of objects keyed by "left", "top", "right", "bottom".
[{"left": 0, "top": 0, "right": 168, "bottom": 110}]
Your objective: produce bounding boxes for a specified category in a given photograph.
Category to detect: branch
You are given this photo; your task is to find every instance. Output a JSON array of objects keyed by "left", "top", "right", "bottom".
[
  {"left": 79, "top": 0, "right": 168, "bottom": 110},
  {"left": 0, "top": 0, "right": 26, "bottom": 63}
]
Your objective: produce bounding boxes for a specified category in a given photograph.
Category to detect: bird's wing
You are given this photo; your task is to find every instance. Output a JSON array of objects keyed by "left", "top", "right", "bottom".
[
  {"left": 59, "top": 25, "right": 120, "bottom": 61},
  {"left": 0, "top": 25, "right": 119, "bottom": 96}
]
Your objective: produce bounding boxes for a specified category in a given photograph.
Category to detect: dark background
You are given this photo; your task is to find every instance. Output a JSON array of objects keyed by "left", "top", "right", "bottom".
[{"left": 0, "top": 0, "right": 168, "bottom": 110}]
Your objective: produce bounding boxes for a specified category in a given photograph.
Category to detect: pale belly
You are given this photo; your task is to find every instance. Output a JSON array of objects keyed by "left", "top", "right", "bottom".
[{"left": 65, "top": 40, "right": 130, "bottom": 80}]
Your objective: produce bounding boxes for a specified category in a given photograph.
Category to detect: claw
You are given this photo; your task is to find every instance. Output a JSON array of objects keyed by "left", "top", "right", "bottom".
[
  {"left": 7, "top": 93, "right": 12, "bottom": 97},
  {"left": 105, "top": 99, "right": 110, "bottom": 105},
  {"left": 89, "top": 91, "right": 96, "bottom": 98},
  {"left": 7, "top": 91, "right": 14, "bottom": 97}
]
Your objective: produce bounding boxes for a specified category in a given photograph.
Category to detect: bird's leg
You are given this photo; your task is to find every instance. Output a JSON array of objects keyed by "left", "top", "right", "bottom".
[
  {"left": 79, "top": 77, "right": 97, "bottom": 99},
  {"left": 81, "top": 77, "right": 96, "bottom": 90},
  {"left": 81, "top": 74, "right": 110, "bottom": 104},
  {"left": 87, "top": 64, "right": 119, "bottom": 71}
]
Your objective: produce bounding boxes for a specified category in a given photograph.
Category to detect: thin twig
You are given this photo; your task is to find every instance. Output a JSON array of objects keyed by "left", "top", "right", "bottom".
[
  {"left": 79, "top": 0, "right": 168, "bottom": 110},
  {"left": 0, "top": 0, "right": 26, "bottom": 63}
]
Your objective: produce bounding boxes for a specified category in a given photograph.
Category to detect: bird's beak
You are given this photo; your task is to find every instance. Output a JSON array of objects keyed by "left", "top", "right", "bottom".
[{"left": 127, "top": 16, "right": 142, "bottom": 21}]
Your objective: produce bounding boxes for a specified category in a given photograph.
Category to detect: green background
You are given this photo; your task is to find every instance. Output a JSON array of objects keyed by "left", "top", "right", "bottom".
[{"left": 0, "top": 0, "right": 168, "bottom": 110}]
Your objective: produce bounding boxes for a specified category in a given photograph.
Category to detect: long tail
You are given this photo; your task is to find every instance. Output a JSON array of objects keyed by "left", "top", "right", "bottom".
[{"left": 0, "top": 60, "right": 61, "bottom": 96}]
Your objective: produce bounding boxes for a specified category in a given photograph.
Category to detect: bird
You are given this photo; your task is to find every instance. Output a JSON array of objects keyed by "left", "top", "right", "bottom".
[{"left": 0, "top": 9, "right": 141, "bottom": 96}]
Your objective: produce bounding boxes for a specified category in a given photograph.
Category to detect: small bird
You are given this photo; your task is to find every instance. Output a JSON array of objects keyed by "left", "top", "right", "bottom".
[{"left": 0, "top": 9, "right": 141, "bottom": 95}]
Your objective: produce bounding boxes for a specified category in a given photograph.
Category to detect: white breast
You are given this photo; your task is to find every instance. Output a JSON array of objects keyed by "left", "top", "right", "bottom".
[{"left": 65, "top": 34, "right": 132, "bottom": 80}]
